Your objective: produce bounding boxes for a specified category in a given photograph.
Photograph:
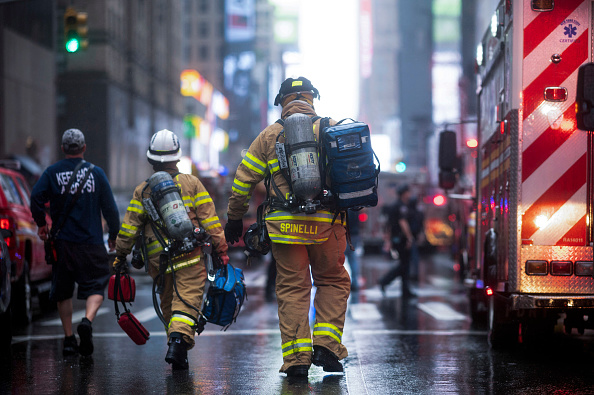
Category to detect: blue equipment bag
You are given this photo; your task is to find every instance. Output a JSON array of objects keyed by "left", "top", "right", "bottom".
[
  {"left": 319, "top": 119, "right": 380, "bottom": 210},
  {"left": 202, "top": 263, "right": 246, "bottom": 329}
]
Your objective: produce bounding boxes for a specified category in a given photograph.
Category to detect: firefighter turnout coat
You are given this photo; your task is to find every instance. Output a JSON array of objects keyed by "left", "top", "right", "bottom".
[
  {"left": 227, "top": 100, "right": 351, "bottom": 372},
  {"left": 116, "top": 169, "right": 228, "bottom": 348}
]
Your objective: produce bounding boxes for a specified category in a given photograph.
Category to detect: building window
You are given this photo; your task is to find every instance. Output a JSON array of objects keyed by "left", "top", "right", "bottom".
[
  {"left": 200, "top": 23, "right": 209, "bottom": 37},
  {"left": 200, "top": 46, "right": 209, "bottom": 60},
  {"left": 200, "top": 0, "right": 208, "bottom": 12},
  {"left": 184, "top": 45, "right": 192, "bottom": 62}
]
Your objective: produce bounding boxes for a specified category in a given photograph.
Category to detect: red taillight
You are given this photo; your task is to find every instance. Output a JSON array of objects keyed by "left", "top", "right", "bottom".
[
  {"left": 544, "top": 87, "right": 567, "bottom": 102},
  {"left": 433, "top": 195, "right": 446, "bottom": 206},
  {"left": 0, "top": 218, "right": 14, "bottom": 247},
  {"left": 466, "top": 138, "right": 478, "bottom": 148},
  {"left": 358, "top": 213, "right": 368, "bottom": 222},
  {"left": 485, "top": 287, "right": 494, "bottom": 296},
  {"left": 550, "top": 260, "right": 572, "bottom": 276}
]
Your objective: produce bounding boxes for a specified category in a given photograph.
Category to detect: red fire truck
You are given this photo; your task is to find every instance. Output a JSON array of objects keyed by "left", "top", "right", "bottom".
[{"left": 440, "top": 0, "right": 594, "bottom": 347}]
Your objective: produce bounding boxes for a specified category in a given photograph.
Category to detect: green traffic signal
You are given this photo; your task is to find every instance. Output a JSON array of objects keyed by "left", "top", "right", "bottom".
[{"left": 65, "top": 35, "right": 80, "bottom": 53}]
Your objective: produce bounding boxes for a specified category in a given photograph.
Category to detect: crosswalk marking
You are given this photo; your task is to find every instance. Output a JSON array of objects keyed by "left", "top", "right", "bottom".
[
  {"left": 39, "top": 307, "right": 110, "bottom": 326},
  {"left": 132, "top": 306, "right": 159, "bottom": 322},
  {"left": 349, "top": 303, "right": 382, "bottom": 321},
  {"left": 417, "top": 302, "right": 467, "bottom": 321}
]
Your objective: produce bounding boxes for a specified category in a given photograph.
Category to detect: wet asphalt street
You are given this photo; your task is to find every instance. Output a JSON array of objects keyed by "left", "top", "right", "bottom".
[{"left": 4, "top": 249, "right": 594, "bottom": 394}]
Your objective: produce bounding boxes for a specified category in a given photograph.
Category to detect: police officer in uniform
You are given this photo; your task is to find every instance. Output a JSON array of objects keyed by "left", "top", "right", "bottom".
[
  {"left": 225, "top": 77, "right": 350, "bottom": 378},
  {"left": 379, "top": 184, "right": 416, "bottom": 297},
  {"left": 114, "top": 129, "right": 229, "bottom": 370}
]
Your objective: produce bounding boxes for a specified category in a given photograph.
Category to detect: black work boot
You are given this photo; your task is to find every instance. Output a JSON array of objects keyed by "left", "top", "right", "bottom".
[
  {"left": 284, "top": 365, "right": 309, "bottom": 378},
  {"left": 312, "top": 345, "right": 343, "bottom": 372},
  {"left": 165, "top": 332, "right": 189, "bottom": 370}
]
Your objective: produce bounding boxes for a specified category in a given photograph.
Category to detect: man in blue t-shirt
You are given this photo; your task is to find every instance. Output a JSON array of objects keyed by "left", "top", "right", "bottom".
[{"left": 31, "top": 129, "right": 120, "bottom": 356}]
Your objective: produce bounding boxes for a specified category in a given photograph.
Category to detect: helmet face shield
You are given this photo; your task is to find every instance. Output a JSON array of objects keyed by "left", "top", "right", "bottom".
[{"left": 147, "top": 129, "right": 182, "bottom": 162}]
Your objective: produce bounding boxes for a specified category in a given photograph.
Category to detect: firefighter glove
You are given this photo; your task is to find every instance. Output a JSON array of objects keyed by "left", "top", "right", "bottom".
[
  {"left": 219, "top": 253, "right": 229, "bottom": 266},
  {"left": 225, "top": 219, "right": 243, "bottom": 244},
  {"left": 113, "top": 256, "right": 127, "bottom": 272}
]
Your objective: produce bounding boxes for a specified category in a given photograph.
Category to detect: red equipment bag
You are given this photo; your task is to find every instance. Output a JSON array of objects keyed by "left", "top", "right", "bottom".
[
  {"left": 113, "top": 268, "right": 150, "bottom": 345},
  {"left": 117, "top": 311, "right": 150, "bottom": 345},
  {"left": 108, "top": 271, "right": 136, "bottom": 302}
]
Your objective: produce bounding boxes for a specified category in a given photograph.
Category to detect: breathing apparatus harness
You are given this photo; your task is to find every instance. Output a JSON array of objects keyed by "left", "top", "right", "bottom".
[{"left": 138, "top": 171, "right": 220, "bottom": 334}]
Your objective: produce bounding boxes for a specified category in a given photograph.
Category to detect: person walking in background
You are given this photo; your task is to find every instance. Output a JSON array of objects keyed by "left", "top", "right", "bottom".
[
  {"left": 378, "top": 184, "right": 416, "bottom": 298},
  {"left": 408, "top": 195, "right": 425, "bottom": 282},
  {"left": 345, "top": 209, "right": 361, "bottom": 292},
  {"left": 30, "top": 129, "right": 120, "bottom": 356}
]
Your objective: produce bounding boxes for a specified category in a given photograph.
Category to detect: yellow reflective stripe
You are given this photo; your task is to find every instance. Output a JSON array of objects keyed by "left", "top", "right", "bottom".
[
  {"left": 194, "top": 192, "right": 213, "bottom": 206},
  {"left": 165, "top": 256, "right": 200, "bottom": 273},
  {"left": 313, "top": 323, "right": 343, "bottom": 344},
  {"left": 127, "top": 199, "right": 144, "bottom": 214},
  {"left": 182, "top": 196, "right": 193, "bottom": 207},
  {"left": 121, "top": 223, "right": 137, "bottom": 231},
  {"left": 118, "top": 229, "right": 134, "bottom": 237},
  {"left": 147, "top": 240, "right": 164, "bottom": 256},
  {"left": 246, "top": 151, "right": 266, "bottom": 168},
  {"left": 170, "top": 316, "right": 196, "bottom": 327},
  {"left": 202, "top": 216, "right": 221, "bottom": 230},
  {"left": 266, "top": 211, "right": 335, "bottom": 223},
  {"left": 268, "top": 159, "right": 280, "bottom": 173},
  {"left": 281, "top": 338, "right": 313, "bottom": 357},
  {"left": 242, "top": 152, "right": 266, "bottom": 175},
  {"left": 268, "top": 234, "right": 327, "bottom": 245},
  {"left": 232, "top": 178, "right": 251, "bottom": 196}
]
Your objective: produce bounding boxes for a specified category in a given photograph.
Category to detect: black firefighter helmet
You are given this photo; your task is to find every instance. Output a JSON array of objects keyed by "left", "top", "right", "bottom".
[
  {"left": 274, "top": 76, "right": 320, "bottom": 106},
  {"left": 243, "top": 222, "right": 271, "bottom": 257}
]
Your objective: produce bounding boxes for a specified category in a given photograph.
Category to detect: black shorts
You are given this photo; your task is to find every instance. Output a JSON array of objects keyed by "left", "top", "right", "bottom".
[{"left": 50, "top": 240, "right": 110, "bottom": 302}]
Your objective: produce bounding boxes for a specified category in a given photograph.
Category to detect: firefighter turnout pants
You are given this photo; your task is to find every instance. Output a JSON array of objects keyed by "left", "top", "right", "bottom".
[
  {"left": 272, "top": 225, "right": 350, "bottom": 372},
  {"left": 148, "top": 258, "right": 207, "bottom": 349}
]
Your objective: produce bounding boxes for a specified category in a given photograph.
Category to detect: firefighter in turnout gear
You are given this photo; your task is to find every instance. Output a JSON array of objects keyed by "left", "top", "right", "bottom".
[
  {"left": 225, "top": 77, "right": 350, "bottom": 378},
  {"left": 114, "top": 129, "right": 229, "bottom": 370}
]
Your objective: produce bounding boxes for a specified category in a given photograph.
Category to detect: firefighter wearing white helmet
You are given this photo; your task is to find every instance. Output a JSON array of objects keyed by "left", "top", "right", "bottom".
[
  {"left": 114, "top": 129, "right": 229, "bottom": 370},
  {"left": 225, "top": 77, "right": 350, "bottom": 378}
]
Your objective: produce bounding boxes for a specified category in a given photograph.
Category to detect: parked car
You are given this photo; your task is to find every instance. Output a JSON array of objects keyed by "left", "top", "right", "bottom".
[
  {"left": 0, "top": 162, "right": 52, "bottom": 324},
  {"left": 1, "top": 228, "right": 12, "bottom": 352}
]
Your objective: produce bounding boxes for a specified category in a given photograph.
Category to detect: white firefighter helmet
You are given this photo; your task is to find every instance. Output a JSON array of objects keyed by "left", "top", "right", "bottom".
[{"left": 147, "top": 129, "right": 182, "bottom": 162}]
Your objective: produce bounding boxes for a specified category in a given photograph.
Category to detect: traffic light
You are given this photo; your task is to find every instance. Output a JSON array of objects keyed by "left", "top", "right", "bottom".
[
  {"left": 64, "top": 7, "right": 88, "bottom": 53},
  {"left": 438, "top": 130, "right": 457, "bottom": 190}
]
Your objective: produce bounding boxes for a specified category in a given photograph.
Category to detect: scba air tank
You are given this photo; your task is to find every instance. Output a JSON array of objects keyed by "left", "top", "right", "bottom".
[
  {"left": 147, "top": 171, "right": 194, "bottom": 242},
  {"left": 284, "top": 113, "right": 322, "bottom": 208}
]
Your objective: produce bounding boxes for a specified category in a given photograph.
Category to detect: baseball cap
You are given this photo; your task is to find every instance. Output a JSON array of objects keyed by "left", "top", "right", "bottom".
[{"left": 62, "top": 129, "right": 85, "bottom": 152}]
